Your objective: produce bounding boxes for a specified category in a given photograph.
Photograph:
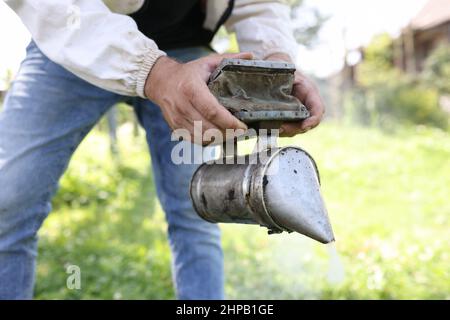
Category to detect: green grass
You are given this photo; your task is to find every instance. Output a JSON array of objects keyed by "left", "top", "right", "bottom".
[{"left": 35, "top": 122, "right": 450, "bottom": 299}]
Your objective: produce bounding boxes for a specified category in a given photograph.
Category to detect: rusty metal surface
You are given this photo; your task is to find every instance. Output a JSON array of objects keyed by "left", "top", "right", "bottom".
[{"left": 208, "top": 59, "right": 310, "bottom": 125}]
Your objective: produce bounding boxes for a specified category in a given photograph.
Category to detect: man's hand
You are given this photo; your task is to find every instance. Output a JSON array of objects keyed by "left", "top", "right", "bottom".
[
  {"left": 265, "top": 53, "right": 325, "bottom": 137},
  {"left": 144, "top": 52, "right": 252, "bottom": 144}
]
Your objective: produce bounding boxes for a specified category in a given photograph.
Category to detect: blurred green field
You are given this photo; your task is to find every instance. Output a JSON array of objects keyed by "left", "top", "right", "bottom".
[{"left": 35, "top": 122, "right": 450, "bottom": 299}]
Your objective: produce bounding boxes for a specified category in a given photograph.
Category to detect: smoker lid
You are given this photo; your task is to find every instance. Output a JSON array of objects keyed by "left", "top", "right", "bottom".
[
  {"left": 208, "top": 58, "right": 310, "bottom": 127},
  {"left": 209, "top": 59, "right": 296, "bottom": 82}
]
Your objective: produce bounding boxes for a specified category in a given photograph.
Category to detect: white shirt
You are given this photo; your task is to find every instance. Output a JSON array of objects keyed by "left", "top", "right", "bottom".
[{"left": 5, "top": 0, "right": 298, "bottom": 98}]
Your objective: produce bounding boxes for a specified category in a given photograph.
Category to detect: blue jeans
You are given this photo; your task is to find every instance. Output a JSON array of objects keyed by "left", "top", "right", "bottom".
[{"left": 0, "top": 42, "right": 224, "bottom": 299}]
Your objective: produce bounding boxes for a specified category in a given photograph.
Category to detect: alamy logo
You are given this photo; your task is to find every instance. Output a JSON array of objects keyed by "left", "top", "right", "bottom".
[
  {"left": 66, "top": 264, "right": 81, "bottom": 290},
  {"left": 170, "top": 121, "right": 280, "bottom": 165}
]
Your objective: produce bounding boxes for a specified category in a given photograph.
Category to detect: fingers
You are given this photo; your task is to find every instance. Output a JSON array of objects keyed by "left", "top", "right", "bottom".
[
  {"left": 190, "top": 82, "right": 248, "bottom": 131},
  {"left": 188, "top": 105, "right": 217, "bottom": 132},
  {"left": 279, "top": 114, "right": 321, "bottom": 137},
  {"left": 281, "top": 72, "right": 324, "bottom": 136},
  {"left": 166, "top": 101, "right": 223, "bottom": 145},
  {"left": 151, "top": 51, "right": 258, "bottom": 145},
  {"left": 191, "top": 51, "right": 252, "bottom": 131},
  {"left": 173, "top": 102, "right": 244, "bottom": 145},
  {"left": 185, "top": 103, "right": 224, "bottom": 145},
  {"left": 165, "top": 52, "right": 253, "bottom": 144},
  {"left": 297, "top": 88, "right": 324, "bottom": 130},
  {"left": 206, "top": 52, "right": 253, "bottom": 63},
  {"left": 202, "top": 52, "right": 253, "bottom": 74}
]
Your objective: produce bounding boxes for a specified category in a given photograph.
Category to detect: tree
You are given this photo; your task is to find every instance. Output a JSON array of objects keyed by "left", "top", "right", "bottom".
[
  {"left": 288, "top": 0, "right": 327, "bottom": 48},
  {"left": 352, "top": 34, "right": 447, "bottom": 129},
  {"left": 423, "top": 44, "right": 450, "bottom": 95},
  {"left": 357, "top": 33, "right": 397, "bottom": 87}
]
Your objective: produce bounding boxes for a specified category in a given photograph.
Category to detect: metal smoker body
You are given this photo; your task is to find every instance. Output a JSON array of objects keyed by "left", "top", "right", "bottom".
[
  {"left": 189, "top": 59, "right": 335, "bottom": 244},
  {"left": 190, "top": 146, "right": 335, "bottom": 244}
]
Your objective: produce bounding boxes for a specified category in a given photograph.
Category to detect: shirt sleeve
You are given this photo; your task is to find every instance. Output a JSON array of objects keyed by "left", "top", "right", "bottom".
[
  {"left": 225, "top": 0, "right": 299, "bottom": 62},
  {"left": 5, "top": 0, "right": 166, "bottom": 98}
]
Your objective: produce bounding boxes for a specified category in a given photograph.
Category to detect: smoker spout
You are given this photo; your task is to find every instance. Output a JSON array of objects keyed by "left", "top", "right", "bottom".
[
  {"left": 262, "top": 148, "right": 335, "bottom": 244},
  {"left": 190, "top": 146, "right": 335, "bottom": 244}
]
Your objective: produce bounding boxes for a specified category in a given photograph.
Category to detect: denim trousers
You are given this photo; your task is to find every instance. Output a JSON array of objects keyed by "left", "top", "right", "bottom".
[{"left": 0, "top": 41, "right": 224, "bottom": 299}]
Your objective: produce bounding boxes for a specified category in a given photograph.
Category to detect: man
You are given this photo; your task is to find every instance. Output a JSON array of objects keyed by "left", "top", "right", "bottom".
[{"left": 0, "top": 0, "right": 324, "bottom": 299}]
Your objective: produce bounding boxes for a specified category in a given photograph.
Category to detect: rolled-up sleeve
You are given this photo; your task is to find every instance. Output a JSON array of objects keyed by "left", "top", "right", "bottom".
[
  {"left": 225, "top": 0, "right": 298, "bottom": 62},
  {"left": 5, "top": 0, "right": 166, "bottom": 98}
]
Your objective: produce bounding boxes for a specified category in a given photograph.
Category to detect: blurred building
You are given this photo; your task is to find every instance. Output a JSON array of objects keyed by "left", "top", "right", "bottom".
[
  {"left": 394, "top": 0, "right": 450, "bottom": 73},
  {"left": 335, "top": 0, "right": 450, "bottom": 88},
  {"left": 324, "top": 0, "right": 450, "bottom": 121}
]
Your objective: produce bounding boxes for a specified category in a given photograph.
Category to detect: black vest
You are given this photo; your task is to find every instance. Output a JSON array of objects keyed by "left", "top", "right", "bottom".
[{"left": 130, "top": 0, "right": 234, "bottom": 50}]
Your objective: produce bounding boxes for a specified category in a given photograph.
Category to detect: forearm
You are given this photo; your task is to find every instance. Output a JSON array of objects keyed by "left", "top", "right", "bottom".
[{"left": 5, "top": 0, "right": 165, "bottom": 97}]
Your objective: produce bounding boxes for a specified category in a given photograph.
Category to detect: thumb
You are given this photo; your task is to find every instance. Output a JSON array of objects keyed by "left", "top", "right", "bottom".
[
  {"left": 204, "top": 52, "right": 254, "bottom": 70},
  {"left": 221, "top": 52, "right": 253, "bottom": 60}
]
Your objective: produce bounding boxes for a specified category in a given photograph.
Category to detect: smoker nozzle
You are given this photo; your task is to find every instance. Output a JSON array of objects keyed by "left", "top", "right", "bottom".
[{"left": 190, "top": 146, "right": 335, "bottom": 244}]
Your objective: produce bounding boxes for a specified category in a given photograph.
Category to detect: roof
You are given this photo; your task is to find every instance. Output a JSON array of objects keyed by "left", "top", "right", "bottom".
[{"left": 410, "top": 0, "right": 450, "bottom": 30}]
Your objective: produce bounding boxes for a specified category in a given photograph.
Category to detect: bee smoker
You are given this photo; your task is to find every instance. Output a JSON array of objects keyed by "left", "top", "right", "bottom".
[{"left": 189, "top": 59, "right": 335, "bottom": 244}]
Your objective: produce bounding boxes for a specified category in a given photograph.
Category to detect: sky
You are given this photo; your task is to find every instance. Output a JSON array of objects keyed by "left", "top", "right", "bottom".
[{"left": 0, "top": 0, "right": 429, "bottom": 88}]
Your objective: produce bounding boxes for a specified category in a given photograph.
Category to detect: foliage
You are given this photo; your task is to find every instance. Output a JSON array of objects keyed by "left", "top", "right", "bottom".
[
  {"left": 362, "top": 77, "right": 446, "bottom": 129},
  {"left": 357, "top": 33, "right": 396, "bottom": 87},
  {"left": 289, "top": 0, "right": 327, "bottom": 48},
  {"left": 377, "top": 81, "right": 445, "bottom": 128},
  {"left": 35, "top": 123, "right": 450, "bottom": 299},
  {"left": 422, "top": 43, "right": 450, "bottom": 95},
  {"left": 353, "top": 34, "right": 448, "bottom": 130},
  {"left": 37, "top": 127, "right": 174, "bottom": 299}
]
